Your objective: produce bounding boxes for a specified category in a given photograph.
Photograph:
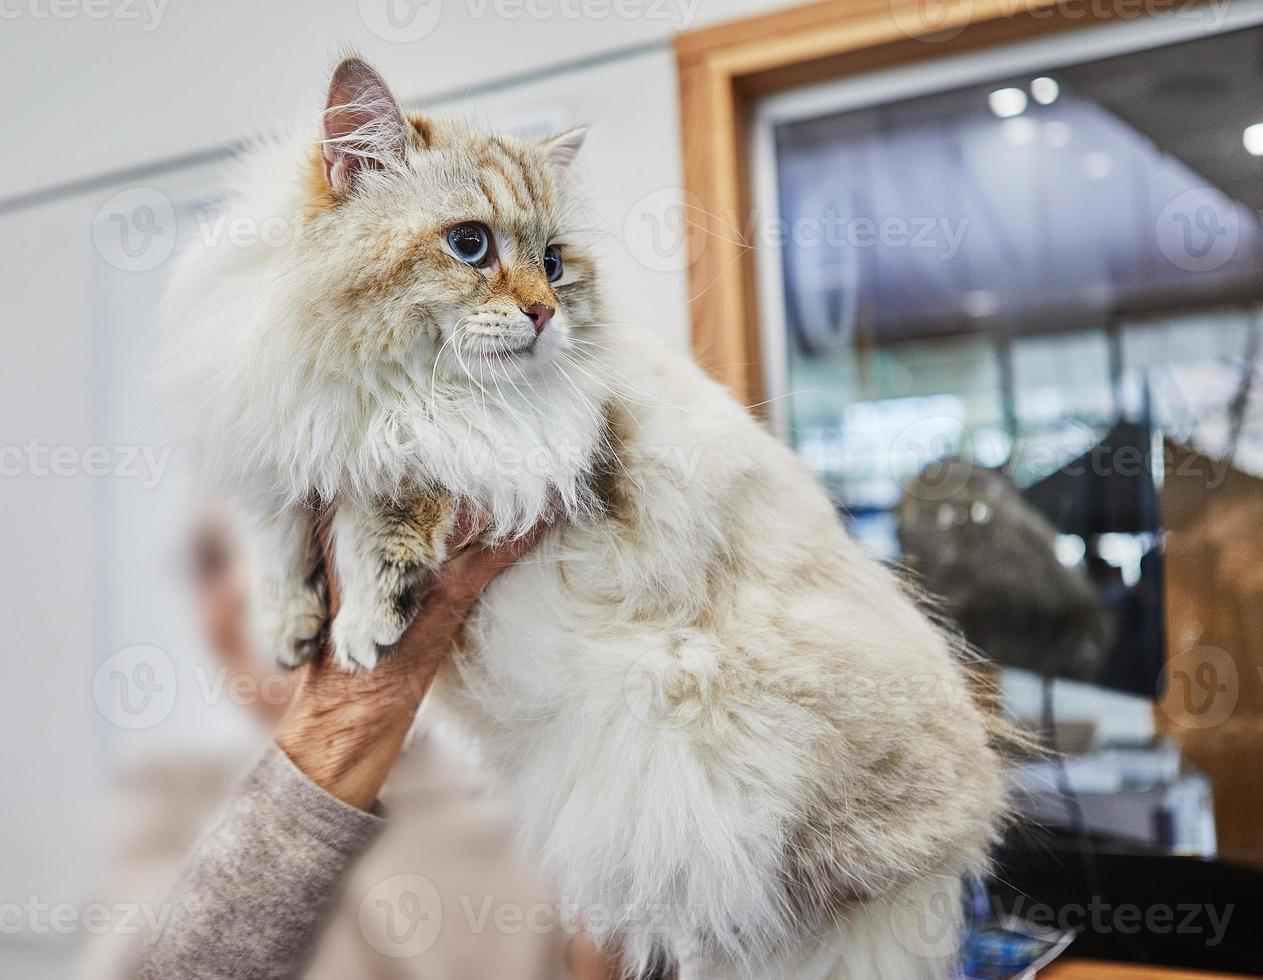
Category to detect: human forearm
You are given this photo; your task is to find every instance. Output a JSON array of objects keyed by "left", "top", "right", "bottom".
[
  {"left": 132, "top": 748, "right": 382, "bottom": 980},
  {"left": 133, "top": 527, "right": 545, "bottom": 979}
]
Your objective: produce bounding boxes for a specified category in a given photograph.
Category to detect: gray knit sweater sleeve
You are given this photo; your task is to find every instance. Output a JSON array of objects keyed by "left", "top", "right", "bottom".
[{"left": 134, "top": 746, "right": 384, "bottom": 980}]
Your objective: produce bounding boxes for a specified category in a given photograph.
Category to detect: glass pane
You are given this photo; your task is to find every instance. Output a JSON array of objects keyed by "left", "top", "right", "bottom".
[{"left": 769, "top": 23, "right": 1263, "bottom": 868}]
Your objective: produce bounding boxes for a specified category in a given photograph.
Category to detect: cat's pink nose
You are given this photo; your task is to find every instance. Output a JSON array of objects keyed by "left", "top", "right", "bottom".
[{"left": 524, "top": 304, "right": 553, "bottom": 335}]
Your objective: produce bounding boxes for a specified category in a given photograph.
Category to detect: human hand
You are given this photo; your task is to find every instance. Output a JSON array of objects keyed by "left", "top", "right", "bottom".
[{"left": 276, "top": 520, "right": 545, "bottom": 810}]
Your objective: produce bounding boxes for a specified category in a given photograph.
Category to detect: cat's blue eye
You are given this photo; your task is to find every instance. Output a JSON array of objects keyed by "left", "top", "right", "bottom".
[
  {"left": 447, "top": 223, "right": 492, "bottom": 266},
  {"left": 543, "top": 245, "right": 563, "bottom": 283}
]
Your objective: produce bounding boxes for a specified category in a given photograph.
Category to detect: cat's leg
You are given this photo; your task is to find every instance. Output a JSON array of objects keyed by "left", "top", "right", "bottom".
[
  {"left": 329, "top": 491, "right": 456, "bottom": 671},
  {"left": 244, "top": 500, "right": 326, "bottom": 668}
]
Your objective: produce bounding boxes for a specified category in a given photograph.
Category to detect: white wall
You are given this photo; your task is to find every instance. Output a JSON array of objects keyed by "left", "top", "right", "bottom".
[
  {"left": 1, "top": 0, "right": 791, "bottom": 201},
  {"left": 0, "top": 1, "right": 804, "bottom": 975},
  {"left": 0, "top": 193, "right": 104, "bottom": 978}
]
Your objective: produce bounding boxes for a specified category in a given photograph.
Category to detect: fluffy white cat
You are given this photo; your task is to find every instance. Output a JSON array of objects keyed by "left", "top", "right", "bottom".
[{"left": 163, "top": 56, "right": 1006, "bottom": 980}]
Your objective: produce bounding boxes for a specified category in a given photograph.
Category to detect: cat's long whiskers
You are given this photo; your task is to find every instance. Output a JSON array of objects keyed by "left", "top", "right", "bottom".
[
  {"left": 550, "top": 359, "right": 648, "bottom": 497},
  {"left": 546, "top": 358, "right": 603, "bottom": 433},
  {"left": 554, "top": 351, "right": 640, "bottom": 412},
  {"left": 507, "top": 361, "right": 543, "bottom": 405},
  {"left": 576, "top": 322, "right": 798, "bottom": 417},
  {"left": 558, "top": 341, "right": 673, "bottom": 413},
  {"left": 484, "top": 353, "right": 534, "bottom": 436},
  {"left": 443, "top": 315, "right": 483, "bottom": 386},
  {"left": 556, "top": 353, "right": 655, "bottom": 445},
  {"left": 562, "top": 348, "right": 681, "bottom": 414},
  {"left": 428, "top": 328, "right": 462, "bottom": 405},
  {"left": 474, "top": 344, "right": 495, "bottom": 433},
  {"left": 503, "top": 361, "right": 549, "bottom": 438},
  {"left": 450, "top": 326, "right": 497, "bottom": 433},
  {"left": 449, "top": 329, "right": 485, "bottom": 424},
  {"left": 563, "top": 340, "right": 666, "bottom": 406}
]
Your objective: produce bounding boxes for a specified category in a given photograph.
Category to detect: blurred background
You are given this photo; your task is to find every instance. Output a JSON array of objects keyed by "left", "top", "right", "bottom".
[{"left": 3, "top": 0, "right": 1263, "bottom": 976}]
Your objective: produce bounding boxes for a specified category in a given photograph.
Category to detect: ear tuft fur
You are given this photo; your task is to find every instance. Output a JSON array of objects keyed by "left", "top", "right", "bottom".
[
  {"left": 322, "top": 56, "right": 408, "bottom": 196},
  {"left": 540, "top": 126, "right": 588, "bottom": 168}
]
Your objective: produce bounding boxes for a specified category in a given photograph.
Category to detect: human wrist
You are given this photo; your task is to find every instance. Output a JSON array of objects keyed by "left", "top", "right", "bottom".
[{"left": 275, "top": 696, "right": 414, "bottom": 811}]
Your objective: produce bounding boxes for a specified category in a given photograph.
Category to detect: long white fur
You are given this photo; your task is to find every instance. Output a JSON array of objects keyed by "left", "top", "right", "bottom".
[{"left": 162, "top": 73, "right": 1005, "bottom": 980}]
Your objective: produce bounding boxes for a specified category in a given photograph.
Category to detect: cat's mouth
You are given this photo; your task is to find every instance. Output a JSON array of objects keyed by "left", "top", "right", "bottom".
[
  {"left": 461, "top": 331, "right": 542, "bottom": 361},
  {"left": 489, "top": 336, "right": 540, "bottom": 358},
  {"left": 451, "top": 318, "right": 543, "bottom": 361}
]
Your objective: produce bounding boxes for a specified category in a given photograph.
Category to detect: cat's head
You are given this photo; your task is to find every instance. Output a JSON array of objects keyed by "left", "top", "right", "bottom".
[
  {"left": 164, "top": 56, "right": 613, "bottom": 510},
  {"left": 290, "top": 56, "right": 600, "bottom": 381}
]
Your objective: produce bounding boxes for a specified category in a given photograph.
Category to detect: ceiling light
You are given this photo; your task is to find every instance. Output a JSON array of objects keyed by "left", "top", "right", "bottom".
[
  {"left": 1244, "top": 122, "right": 1263, "bottom": 156},
  {"left": 1031, "top": 77, "right": 1060, "bottom": 105},
  {"left": 988, "top": 87, "right": 1028, "bottom": 119}
]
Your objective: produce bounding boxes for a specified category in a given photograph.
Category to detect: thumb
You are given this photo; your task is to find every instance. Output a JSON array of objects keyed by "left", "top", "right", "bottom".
[{"left": 437, "top": 523, "right": 549, "bottom": 603}]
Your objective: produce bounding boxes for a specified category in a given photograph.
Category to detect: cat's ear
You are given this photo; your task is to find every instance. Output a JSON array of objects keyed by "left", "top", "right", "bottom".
[
  {"left": 321, "top": 57, "right": 409, "bottom": 197},
  {"left": 540, "top": 126, "right": 588, "bottom": 168}
]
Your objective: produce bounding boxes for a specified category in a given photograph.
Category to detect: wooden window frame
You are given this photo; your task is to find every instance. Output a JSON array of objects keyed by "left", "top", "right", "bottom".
[
  {"left": 674, "top": 0, "right": 1158, "bottom": 408},
  {"left": 675, "top": 1, "right": 1263, "bottom": 870}
]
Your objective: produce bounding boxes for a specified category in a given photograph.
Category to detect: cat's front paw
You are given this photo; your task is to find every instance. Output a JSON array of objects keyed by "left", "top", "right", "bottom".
[
  {"left": 258, "top": 580, "right": 327, "bottom": 668},
  {"left": 327, "top": 492, "right": 455, "bottom": 671},
  {"left": 329, "top": 562, "right": 426, "bottom": 671}
]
